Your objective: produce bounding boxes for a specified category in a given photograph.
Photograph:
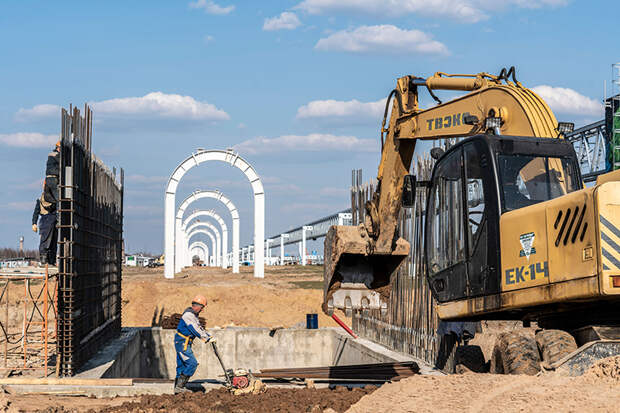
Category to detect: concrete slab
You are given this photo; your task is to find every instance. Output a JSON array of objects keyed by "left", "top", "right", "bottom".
[{"left": 5, "top": 382, "right": 173, "bottom": 398}]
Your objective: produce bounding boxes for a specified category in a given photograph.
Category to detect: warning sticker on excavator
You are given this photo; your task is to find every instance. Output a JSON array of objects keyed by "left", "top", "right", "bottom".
[{"left": 519, "top": 232, "right": 536, "bottom": 259}]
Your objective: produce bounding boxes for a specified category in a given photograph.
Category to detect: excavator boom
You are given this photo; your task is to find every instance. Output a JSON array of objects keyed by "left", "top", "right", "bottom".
[{"left": 323, "top": 68, "right": 561, "bottom": 315}]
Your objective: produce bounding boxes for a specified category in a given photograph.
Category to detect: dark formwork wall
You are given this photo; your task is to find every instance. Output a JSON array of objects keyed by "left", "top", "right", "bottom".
[{"left": 57, "top": 106, "right": 124, "bottom": 376}]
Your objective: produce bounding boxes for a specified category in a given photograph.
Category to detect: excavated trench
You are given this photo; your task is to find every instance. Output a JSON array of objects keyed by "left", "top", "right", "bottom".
[
  {"left": 34, "top": 326, "right": 417, "bottom": 411},
  {"left": 77, "top": 327, "right": 419, "bottom": 382}
]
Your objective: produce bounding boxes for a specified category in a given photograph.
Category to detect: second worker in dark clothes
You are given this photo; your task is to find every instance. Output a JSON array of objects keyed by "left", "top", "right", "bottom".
[
  {"left": 32, "top": 193, "right": 57, "bottom": 266},
  {"left": 33, "top": 140, "right": 60, "bottom": 267},
  {"left": 43, "top": 141, "right": 60, "bottom": 206}
]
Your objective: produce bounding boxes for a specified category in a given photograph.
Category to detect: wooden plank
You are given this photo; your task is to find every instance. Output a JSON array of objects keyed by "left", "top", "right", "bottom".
[{"left": 0, "top": 378, "right": 133, "bottom": 386}]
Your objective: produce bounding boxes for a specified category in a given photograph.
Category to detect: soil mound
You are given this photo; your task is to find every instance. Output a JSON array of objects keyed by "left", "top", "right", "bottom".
[
  {"left": 347, "top": 373, "right": 620, "bottom": 413},
  {"left": 160, "top": 313, "right": 206, "bottom": 329},
  {"left": 583, "top": 356, "right": 620, "bottom": 381},
  {"left": 93, "top": 387, "right": 375, "bottom": 413}
]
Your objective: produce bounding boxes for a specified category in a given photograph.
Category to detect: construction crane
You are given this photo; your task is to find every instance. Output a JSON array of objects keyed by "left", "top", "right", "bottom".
[{"left": 323, "top": 67, "right": 620, "bottom": 374}]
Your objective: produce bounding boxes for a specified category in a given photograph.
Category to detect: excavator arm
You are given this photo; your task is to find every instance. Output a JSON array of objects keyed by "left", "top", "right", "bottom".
[{"left": 323, "top": 68, "right": 561, "bottom": 315}]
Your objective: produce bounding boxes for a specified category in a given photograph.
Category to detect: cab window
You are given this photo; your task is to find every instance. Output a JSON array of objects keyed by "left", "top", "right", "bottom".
[
  {"left": 498, "top": 155, "right": 580, "bottom": 212},
  {"left": 427, "top": 149, "right": 466, "bottom": 275}
]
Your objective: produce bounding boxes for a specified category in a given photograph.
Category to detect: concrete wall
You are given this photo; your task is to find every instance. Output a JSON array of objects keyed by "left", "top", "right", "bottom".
[
  {"left": 77, "top": 329, "right": 142, "bottom": 379},
  {"left": 80, "top": 327, "right": 418, "bottom": 379}
]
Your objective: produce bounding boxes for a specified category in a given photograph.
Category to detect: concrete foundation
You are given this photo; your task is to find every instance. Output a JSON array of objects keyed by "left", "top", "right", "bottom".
[
  {"left": 83, "top": 327, "right": 430, "bottom": 379},
  {"left": 5, "top": 327, "right": 438, "bottom": 397}
]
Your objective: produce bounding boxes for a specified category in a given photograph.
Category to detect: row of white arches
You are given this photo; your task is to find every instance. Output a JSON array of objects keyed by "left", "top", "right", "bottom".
[{"left": 164, "top": 149, "right": 265, "bottom": 278}]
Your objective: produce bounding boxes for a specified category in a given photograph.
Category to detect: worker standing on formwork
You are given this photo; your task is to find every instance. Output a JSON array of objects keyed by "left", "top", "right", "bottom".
[
  {"left": 32, "top": 141, "right": 60, "bottom": 266},
  {"left": 174, "top": 295, "right": 216, "bottom": 393}
]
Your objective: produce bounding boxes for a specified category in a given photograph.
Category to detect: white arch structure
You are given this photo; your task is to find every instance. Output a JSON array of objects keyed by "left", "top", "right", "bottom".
[
  {"left": 176, "top": 190, "right": 240, "bottom": 273},
  {"left": 182, "top": 210, "right": 228, "bottom": 270},
  {"left": 189, "top": 241, "right": 209, "bottom": 264},
  {"left": 188, "top": 232, "right": 215, "bottom": 266},
  {"left": 191, "top": 241, "right": 209, "bottom": 263},
  {"left": 185, "top": 224, "right": 220, "bottom": 268},
  {"left": 165, "top": 149, "right": 264, "bottom": 279},
  {"left": 187, "top": 229, "right": 218, "bottom": 267},
  {"left": 190, "top": 247, "right": 204, "bottom": 263},
  {"left": 190, "top": 245, "right": 206, "bottom": 263},
  {"left": 186, "top": 223, "right": 221, "bottom": 268}
]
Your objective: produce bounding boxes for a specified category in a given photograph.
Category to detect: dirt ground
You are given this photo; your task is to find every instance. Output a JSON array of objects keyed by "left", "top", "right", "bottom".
[
  {"left": 101, "top": 386, "right": 373, "bottom": 413},
  {"left": 121, "top": 265, "right": 348, "bottom": 329},
  {"left": 2, "top": 386, "right": 374, "bottom": 413},
  {"left": 5, "top": 357, "right": 618, "bottom": 412},
  {"left": 347, "top": 356, "right": 620, "bottom": 413},
  {"left": 1, "top": 265, "right": 619, "bottom": 412}
]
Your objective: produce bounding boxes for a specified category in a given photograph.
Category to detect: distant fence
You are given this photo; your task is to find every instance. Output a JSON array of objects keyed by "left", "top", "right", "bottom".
[
  {"left": 57, "top": 105, "right": 124, "bottom": 376},
  {"left": 350, "top": 142, "right": 460, "bottom": 372}
]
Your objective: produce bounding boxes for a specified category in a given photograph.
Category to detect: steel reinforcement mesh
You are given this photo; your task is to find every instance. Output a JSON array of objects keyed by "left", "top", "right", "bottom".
[
  {"left": 350, "top": 146, "right": 459, "bottom": 373},
  {"left": 57, "top": 106, "right": 124, "bottom": 376}
]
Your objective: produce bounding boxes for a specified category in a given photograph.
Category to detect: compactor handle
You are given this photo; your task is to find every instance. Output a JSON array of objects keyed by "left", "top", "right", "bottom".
[{"left": 211, "top": 341, "right": 233, "bottom": 385}]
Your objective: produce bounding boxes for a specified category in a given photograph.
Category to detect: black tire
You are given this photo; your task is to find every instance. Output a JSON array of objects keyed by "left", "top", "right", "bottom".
[
  {"left": 535, "top": 329, "right": 577, "bottom": 366},
  {"left": 455, "top": 345, "right": 487, "bottom": 373},
  {"left": 490, "top": 332, "right": 541, "bottom": 375}
]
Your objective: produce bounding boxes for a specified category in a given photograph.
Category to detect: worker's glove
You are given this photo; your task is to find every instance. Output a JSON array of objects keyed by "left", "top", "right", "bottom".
[
  {"left": 205, "top": 336, "right": 216, "bottom": 344},
  {"left": 32, "top": 224, "right": 38, "bottom": 233}
]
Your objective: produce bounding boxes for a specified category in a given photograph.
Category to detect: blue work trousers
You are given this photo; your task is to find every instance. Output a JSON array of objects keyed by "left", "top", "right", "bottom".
[
  {"left": 38, "top": 212, "right": 57, "bottom": 265},
  {"left": 175, "top": 335, "right": 198, "bottom": 378}
]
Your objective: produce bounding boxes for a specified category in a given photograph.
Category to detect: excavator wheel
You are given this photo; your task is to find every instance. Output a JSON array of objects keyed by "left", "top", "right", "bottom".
[
  {"left": 490, "top": 332, "right": 541, "bottom": 375},
  {"left": 455, "top": 345, "right": 488, "bottom": 373},
  {"left": 535, "top": 329, "right": 577, "bottom": 366}
]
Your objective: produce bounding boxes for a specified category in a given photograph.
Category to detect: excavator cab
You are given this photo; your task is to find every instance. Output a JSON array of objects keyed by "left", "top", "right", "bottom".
[{"left": 424, "top": 134, "right": 582, "bottom": 306}]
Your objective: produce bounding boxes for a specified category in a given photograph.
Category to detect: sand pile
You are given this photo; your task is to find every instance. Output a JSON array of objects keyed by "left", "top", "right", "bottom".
[
  {"left": 584, "top": 356, "right": 620, "bottom": 382},
  {"left": 346, "top": 371, "right": 620, "bottom": 413}
]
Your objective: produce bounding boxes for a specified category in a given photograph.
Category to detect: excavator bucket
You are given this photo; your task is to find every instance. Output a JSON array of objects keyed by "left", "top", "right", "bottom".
[{"left": 322, "top": 225, "right": 409, "bottom": 315}]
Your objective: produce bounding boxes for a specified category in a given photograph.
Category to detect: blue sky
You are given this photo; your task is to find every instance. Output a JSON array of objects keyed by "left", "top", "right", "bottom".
[{"left": 0, "top": 0, "right": 617, "bottom": 255}]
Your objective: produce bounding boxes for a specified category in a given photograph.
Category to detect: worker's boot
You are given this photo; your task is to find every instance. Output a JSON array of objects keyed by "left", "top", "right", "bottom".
[{"left": 174, "top": 375, "right": 191, "bottom": 394}]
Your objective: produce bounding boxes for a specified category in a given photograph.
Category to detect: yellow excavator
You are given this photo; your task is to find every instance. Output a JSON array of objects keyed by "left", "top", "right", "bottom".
[{"left": 323, "top": 67, "right": 620, "bottom": 375}]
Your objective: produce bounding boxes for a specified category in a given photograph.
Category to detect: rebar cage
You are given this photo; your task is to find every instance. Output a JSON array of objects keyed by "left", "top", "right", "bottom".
[
  {"left": 57, "top": 105, "right": 124, "bottom": 376},
  {"left": 350, "top": 142, "right": 460, "bottom": 372}
]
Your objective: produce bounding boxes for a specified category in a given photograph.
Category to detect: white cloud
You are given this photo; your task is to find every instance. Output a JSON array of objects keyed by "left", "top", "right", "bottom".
[
  {"left": 189, "top": 0, "right": 234, "bottom": 15},
  {"left": 233, "top": 133, "right": 375, "bottom": 155},
  {"left": 296, "top": 98, "right": 386, "bottom": 122},
  {"left": 295, "top": 0, "right": 567, "bottom": 22},
  {"left": 15, "top": 104, "right": 61, "bottom": 122},
  {"left": 315, "top": 25, "right": 448, "bottom": 55},
  {"left": 263, "top": 12, "right": 302, "bottom": 31},
  {"left": 531, "top": 85, "right": 603, "bottom": 117},
  {"left": 90, "top": 92, "right": 230, "bottom": 121},
  {"left": 0, "top": 133, "right": 57, "bottom": 148}
]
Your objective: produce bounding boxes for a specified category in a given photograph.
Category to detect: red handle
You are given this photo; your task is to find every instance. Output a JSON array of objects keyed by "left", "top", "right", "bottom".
[{"left": 331, "top": 313, "right": 358, "bottom": 339}]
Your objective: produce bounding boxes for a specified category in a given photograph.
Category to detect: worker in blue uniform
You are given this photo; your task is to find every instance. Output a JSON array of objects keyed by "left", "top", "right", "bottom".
[{"left": 174, "top": 294, "right": 215, "bottom": 393}]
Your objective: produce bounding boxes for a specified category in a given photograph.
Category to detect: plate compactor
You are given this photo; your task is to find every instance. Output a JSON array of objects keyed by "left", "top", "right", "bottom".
[{"left": 211, "top": 341, "right": 264, "bottom": 395}]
